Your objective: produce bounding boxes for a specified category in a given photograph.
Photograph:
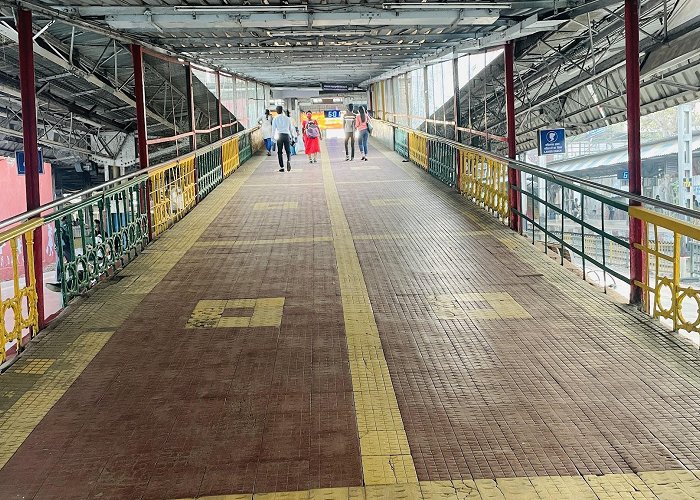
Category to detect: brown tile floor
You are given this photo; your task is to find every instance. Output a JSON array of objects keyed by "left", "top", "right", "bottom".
[{"left": 0, "top": 139, "right": 699, "bottom": 499}]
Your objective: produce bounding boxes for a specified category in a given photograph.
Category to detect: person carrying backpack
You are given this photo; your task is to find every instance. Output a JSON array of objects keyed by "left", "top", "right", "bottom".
[{"left": 302, "top": 110, "right": 322, "bottom": 163}]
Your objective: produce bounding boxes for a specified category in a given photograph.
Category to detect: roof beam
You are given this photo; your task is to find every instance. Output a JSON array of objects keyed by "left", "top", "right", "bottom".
[
  {"left": 73, "top": 10, "right": 505, "bottom": 31},
  {"left": 0, "top": 21, "right": 173, "bottom": 129}
]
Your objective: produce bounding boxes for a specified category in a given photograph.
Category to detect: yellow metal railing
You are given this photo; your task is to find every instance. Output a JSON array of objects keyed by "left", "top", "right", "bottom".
[
  {"left": 222, "top": 136, "right": 240, "bottom": 178},
  {"left": 149, "top": 155, "right": 196, "bottom": 237},
  {"left": 458, "top": 149, "right": 509, "bottom": 221},
  {"left": 0, "top": 219, "right": 42, "bottom": 363},
  {"left": 408, "top": 131, "right": 428, "bottom": 169},
  {"left": 630, "top": 206, "right": 700, "bottom": 333}
]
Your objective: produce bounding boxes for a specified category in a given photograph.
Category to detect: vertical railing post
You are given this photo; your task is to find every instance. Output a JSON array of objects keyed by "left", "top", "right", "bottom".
[
  {"left": 422, "top": 66, "right": 430, "bottom": 134},
  {"left": 452, "top": 53, "right": 461, "bottom": 142},
  {"left": 130, "top": 44, "right": 152, "bottom": 240},
  {"left": 131, "top": 45, "right": 148, "bottom": 170},
  {"left": 505, "top": 41, "right": 521, "bottom": 233},
  {"left": 626, "top": 0, "right": 643, "bottom": 305},
  {"left": 18, "top": 8, "right": 44, "bottom": 329},
  {"left": 184, "top": 64, "right": 199, "bottom": 199},
  {"left": 216, "top": 71, "right": 223, "bottom": 139}
]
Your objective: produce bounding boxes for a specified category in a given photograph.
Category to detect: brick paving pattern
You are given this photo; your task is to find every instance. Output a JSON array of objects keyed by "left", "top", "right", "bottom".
[{"left": 0, "top": 139, "right": 699, "bottom": 499}]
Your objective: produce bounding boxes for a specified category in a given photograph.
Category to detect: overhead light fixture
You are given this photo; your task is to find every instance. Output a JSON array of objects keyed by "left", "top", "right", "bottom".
[
  {"left": 269, "top": 30, "right": 369, "bottom": 37},
  {"left": 173, "top": 5, "right": 307, "bottom": 13},
  {"left": 382, "top": 2, "right": 510, "bottom": 9}
]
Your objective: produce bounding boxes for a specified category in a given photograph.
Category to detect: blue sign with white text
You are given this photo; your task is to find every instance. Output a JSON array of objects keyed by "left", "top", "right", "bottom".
[
  {"left": 538, "top": 128, "right": 566, "bottom": 155},
  {"left": 15, "top": 149, "right": 44, "bottom": 175}
]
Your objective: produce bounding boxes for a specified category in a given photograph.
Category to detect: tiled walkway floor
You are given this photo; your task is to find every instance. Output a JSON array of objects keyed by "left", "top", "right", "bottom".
[{"left": 1, "top": 140, "right": 700, "bottom": 499}]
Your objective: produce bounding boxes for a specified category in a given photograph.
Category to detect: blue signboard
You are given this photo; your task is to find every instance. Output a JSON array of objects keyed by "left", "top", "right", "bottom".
[
  {"left": 324, "top": 110, "right": 342, "bottom": 118},
  {"left": 538, "top": 128, "right": 566, "bottom": 155},
  {"left": 617, "top": 170, "right": 629, "bottom": 180},
  {"left": 15, "top": 149, "right": 44, "bottom": 175}
]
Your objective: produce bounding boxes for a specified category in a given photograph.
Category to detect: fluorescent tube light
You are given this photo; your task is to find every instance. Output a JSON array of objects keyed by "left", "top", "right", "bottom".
[
  {"left": 269, "top": 30, "right": 369, "bottom": 36},
  {"left": 173, "top": 5, "right": 307, "bottom": 13},
  {"left": 382, "top": 2, "right": 510, "bottom": 9}
]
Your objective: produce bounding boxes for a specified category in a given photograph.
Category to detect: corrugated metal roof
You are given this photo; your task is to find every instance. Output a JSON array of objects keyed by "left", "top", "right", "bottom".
[{"left": 549, "top": 135, "right": 700, "bottom": 174}]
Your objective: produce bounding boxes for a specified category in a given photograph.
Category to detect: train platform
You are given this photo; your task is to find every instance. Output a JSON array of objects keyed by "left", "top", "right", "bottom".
[{"left": 1, "top": 139, "right": 700, "bottom": 499}]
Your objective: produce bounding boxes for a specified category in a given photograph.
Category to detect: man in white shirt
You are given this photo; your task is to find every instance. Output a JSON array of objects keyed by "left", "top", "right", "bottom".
[{"left": 272, "top": 105, "right": 293, "bottom": 172}]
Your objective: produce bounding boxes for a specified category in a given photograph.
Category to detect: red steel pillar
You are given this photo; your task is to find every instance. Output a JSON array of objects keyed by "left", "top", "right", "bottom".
[
  {"left": 131, "top": 44, "right": 149, "bottom": 169},
  {"left": 18, "top": 9, "right": 44, "bottom": 328},
  {"left": 626, "top": 0, "right": 643, "bottom": 305},
  {"left": 505, "top": 41, "right": 520, "bottom": 232},
  {"left": 130, "top": 44, "right": 153, "bottom": 240}
]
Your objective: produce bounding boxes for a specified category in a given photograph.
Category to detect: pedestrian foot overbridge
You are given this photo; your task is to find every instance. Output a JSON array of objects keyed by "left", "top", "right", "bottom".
[{"left": 2, "top": 133, "right": 700, "bottom": 498}]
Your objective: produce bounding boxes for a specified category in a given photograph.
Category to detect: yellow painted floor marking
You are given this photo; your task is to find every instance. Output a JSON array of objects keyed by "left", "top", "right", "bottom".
[
  {"left": 428, "top": 292, "right": 532, "bottom": 321},
  {"left": 186, "top": 298, "right": 285, "bottom": 329},
  {"left": 336, "top": 179, "right": 414, "bottom": 185},
  {"left": 176, "top": 469, "right": 700, "bottom": 499},
  {"left": 319, "top": 144, "right": 418, "bottom": 485},
  {"left": 369, "top": 198, "right": 412, "bottom": 207},
  {"left": 15, "top": 358, "right": 55, "bottom": 375},
  {"left": 253, "top": 201, "right": 299, "bottom": 211},
  {"left": 246, "top": 183, "right": 324, "bottom": 188},
  {"left": 195, "top": 236, "right": 333, "bottom": 247},
  {"left": 350, "top": 165, "right": 380, "bottom": 171},
  {"left": 0, "top": 155, "right": 266, "bottom": 470},
  {"left": 0, "top": 330, "right": 112, "bottom": 468},
  {"left": 194, "top": 230, "right": 491, "bottom": 248}
]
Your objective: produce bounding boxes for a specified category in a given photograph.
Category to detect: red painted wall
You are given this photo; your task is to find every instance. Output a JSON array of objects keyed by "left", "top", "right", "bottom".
[{"left": 0, "top": 157, "right": 56, "bottom": 280}]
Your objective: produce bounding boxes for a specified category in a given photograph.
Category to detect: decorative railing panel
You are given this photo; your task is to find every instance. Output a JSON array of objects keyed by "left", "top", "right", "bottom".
[
  {"left": 0, "top": 220, "right": 41, "bottom": 362},
  {"left": 149, "top": 155, "right": 196, "bottom": 237},
  {"left": 197, "top": 145, "right": 223, "bottom": 201}
]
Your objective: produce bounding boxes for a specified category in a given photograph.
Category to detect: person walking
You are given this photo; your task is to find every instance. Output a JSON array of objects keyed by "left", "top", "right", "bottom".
[
  {"left": 343, "top": 104, "right": 356, "bottom": 161},
  {"left": 355, "top": 106, "right": 372, "bottom": 161},
  {"left": 302, "top": 110, "right": 322, "bottom": 163},
  {"left": 272, "top": 105, "right": 293, "bottom": 172},
  {"left": 285, "top": 109, "right": 299, "bottom": 156},
  {"left": 258, "top": 109, "right": 274, "bottom": 156}
]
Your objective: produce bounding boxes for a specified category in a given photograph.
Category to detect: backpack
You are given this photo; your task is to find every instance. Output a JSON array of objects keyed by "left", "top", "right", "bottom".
[{"left": 306, "top": 120, "right": 320, "bottom": 138}]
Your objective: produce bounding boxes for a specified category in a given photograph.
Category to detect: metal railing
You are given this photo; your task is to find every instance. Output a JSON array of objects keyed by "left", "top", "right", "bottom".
[
  {"left": 0, "top": 126, "right": 262, "bottom": 365},
  {"left": 372, "top": 119, "right": 700, "bottom": 343}
]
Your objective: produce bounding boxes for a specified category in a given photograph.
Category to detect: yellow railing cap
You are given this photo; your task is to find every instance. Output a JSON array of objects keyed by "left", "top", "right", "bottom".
[
  {"left": 0, "top": 217, "right": 44, "bottom": 244},
  {"left": 629, "top": 206, "right": 700, "bottom": 241}
]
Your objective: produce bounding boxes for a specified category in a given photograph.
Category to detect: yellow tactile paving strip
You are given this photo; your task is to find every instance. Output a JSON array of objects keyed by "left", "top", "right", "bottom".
[
  {"left": 320, "top": 144, "right": 418, "bottom": 486},
  {"left": 0, "top": 153, "right": 264, "bottom": 472},
  {"left": 180, "top": 469, "right": 700, "bottom": 499}
]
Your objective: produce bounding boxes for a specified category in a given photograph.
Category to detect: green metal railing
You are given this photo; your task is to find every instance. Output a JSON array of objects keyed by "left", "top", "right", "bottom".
[
  {"left": 394, "top": 127, "right": 409, "bottom": 159},
  {"left": 196, "top": 144, "right": 224, "bottom": 201},
  {"left": 427, "top": 138, "right": 457, "bottom": 188},
  {"left": 43, "top": 176, "right": 150, "bottom": 303}
]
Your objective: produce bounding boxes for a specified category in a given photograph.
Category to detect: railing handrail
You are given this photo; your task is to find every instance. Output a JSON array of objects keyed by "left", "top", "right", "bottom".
[
  {"left": 0, "top": 126, "right": 260, "bottom": 232},
  {"left": 379, "top": 119, "right": 700, "bottom": 220}
]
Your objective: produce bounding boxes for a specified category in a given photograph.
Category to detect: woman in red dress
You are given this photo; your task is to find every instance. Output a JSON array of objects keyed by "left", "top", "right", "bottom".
[{"left": 302, "top": 111, "right": 322, "bottom": 163}]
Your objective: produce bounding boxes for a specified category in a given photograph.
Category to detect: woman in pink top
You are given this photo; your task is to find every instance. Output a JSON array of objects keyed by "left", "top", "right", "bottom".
[{"left": 355, "top": 106, "right": 371, "bottom": 161}]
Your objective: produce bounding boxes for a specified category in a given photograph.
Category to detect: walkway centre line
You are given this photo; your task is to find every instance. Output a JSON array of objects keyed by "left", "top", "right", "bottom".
[
  {"left": 319, "top": 143, "right": 419, "bottom": 486},
  {"left": 0, "top": 154, "right": 264, "bottom": 470}
]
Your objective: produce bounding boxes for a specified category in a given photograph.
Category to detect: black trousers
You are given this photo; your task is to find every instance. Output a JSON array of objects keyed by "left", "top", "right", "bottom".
[
  {"left": 276, "top": 133, "right": 291, "bottom": 168},
  {"left": 344, "top": 132, "right": 355, "bottom": 158}
]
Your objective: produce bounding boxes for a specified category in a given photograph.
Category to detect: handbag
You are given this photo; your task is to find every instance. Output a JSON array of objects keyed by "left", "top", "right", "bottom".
[{"left": 367, "top": 121, "right": 373, "bottom": 135}]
